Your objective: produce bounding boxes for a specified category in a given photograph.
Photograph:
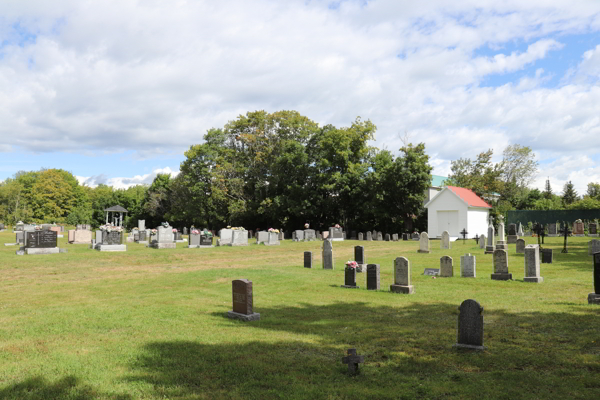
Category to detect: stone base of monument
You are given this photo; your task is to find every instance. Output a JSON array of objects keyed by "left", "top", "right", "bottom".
[
  {"left": 96, "top": 244, "right": 127, "bottom": 252},
  {"left": 484, "top": 246, "right": 495, "bottom": 254},
  {"left": 57, "top": 235, "right": 64, "bottom": 238},
  {"left": 229, "top": 243, "right": 248, "bottom": 246},
  {"left": 453, "top": 343, "right": 485, "bottom": 351},
  {"left": 4, "top": 243, "right": 17, "bottom": 246},
  {"left": 495, "top": 241, "right": 507, "bottom": 250},
  {"left": 341, "top": 285, "right": 360, "bottom": 289},
  {"left": 417, "top": 250, "right": 430, "bottom": 253},
  {"left": 150, "top": 242, "right": 177, "bottom": 249},
  {"left": 226, "top": 311, "right": 260, "bottom": 321},
  {"left": 187, "top": 245, "right": 214, "bottom": 248},
  {"left": 589, "top": 234, "right": 598, "bottom": 237},
  {"left": 524, "top": 276, "right": 544, "bottom": 283},
  {"left": 588, "top": 293, "right": 600, "bottom": 304},
  {"left": 330, "top": 238, "right": 344, "bottom": 241},
  {"left": 574, "top": 234, "right": 585, "bottom": 237},
  {"left": 491, "top": 273, "right": 512, "bottom": 281},
  {"left": 356, "top": 264, "right": 366, "bottom": 273},
  {"left": 25, "top": 247, "right": 60, "bottom": 255},
  {"left": 126, "top": 236, "right": 134, "bottom": 242},
  {"left": 175, "top": 239, "right": 187, "bottom": 243},
  {"left": 262, "top": 242, "right": 280, "bottom": 246},
  {"left": 390, "top": 284, "right": 414, "bottom": 294},
  {"left": 506, "top": 235, "right": 518, "bottom": 244}
]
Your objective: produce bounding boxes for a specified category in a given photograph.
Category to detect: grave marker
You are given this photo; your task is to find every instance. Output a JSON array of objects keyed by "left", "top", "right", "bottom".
[
  {"left": 390, "top": 257, "right": 414, "bottom": 294},
  {"left": 516, "top": 238, "right": 526, "bottom": 254},
  {"left": 366, "top": 264, "right": 380, "bottom": 290},
  {"left": 342, "top": 349, "right": 364, "bottom": 375},
  {"left": 441, "top": 231, "right": 450, "bottom": 249},
  {"left": 491, "top": 249, "right": 512, "bottom": 280},
  {"left": 524, "top": 245, "right": 543, "bottom": 283},
  {"left": 418, "top": 232, "right": 430, "bottom": 253},
  {"left": 588, "top": 253, "right": 600, "bottom": 304},
  {"left": 453, "top": 299, "right": 485, "bottom": 350},
  {"left": 542, "top": 248, "right": 553, "bottom": 264},
  {"left": 304, "top": 251, "right": 313, "bottom": 268},
  {"left": 439, "top": 256, "right": 453, "bottom": 277},
  {"left": 322, "top": 240, "right": 334, "bottom": 270},
  {"left": 226, "top": 279, "right": 260, "bottom": 321},
  {"left": 460, "top": 254, "right": 476, "bottom": 278}
]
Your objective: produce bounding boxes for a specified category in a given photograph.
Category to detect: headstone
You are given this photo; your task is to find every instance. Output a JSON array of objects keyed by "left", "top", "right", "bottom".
[
  {"left": 516, "top": 238, "right": 526, "bottom": 254},
  {"left": 507, "top": 224, "right": 517, "bottom": 236},
  {"left": 392, "top": 233, "right": 398, "bottom": 241},
  {"left": 249, "top": 230, "right": 254, "bottom": 239},
  {"left": 402, "top": 233, "right": 409, "bottom": 241},
  {"left": 423, "top": 268, "right": 439, "bottom": 276},
  {"left": 16, "top": 231, "right": 25, "bottom": 244},
  {"left": 69, "top": 229, "right": 92, "bottom": 244},
  {"left": 322, "top": 240, "right": 334, "bottom": 269},
  {"left": 342, "top": 349, "right": 364, "bottom": 376},
  {"left": 524, "top": 245, "right": 543, "bottom": 283},
  {"left": 231, "top": 230, "right": 249, "bottom": 246},
  {"left": 150, "top": 225, "right": 177, "bottom": 249},
  {"left": 329, "top": 227, "right": 344, "bottom": 241},
  {"left": 358, "top": 232, "right": 363, "bottom": 241},
  {"left": 23, "top": 230, "right": 59, "bottom": 255},
  {"left": 226, "top": 279, "right": 260, "bottom": 321},
  {"left": 342, "top": 265, "right": 359, "bottom": 288},
  {"left": 322, "top": 231, "right": 329, "bottom": 239},
  {"left": 441, "top": 231, "right": 450, "bottom": 249},
  {"left": 257, "top": 231, "right": 269, "bottom": 244},
  {"left": 589, "top": 223, "right": 598, "bottom": 237},
  {"left": 491, "top": 249, "right": 512, "bottom": 280},
  {"left": 219, "top": 229, "right": 233, "bottom": 246},
  {"left": 96, "top": 230, "right": 103, "bottom": 244},
  {"left": 316, "top": 231, "right": 322, "bottom": 240},
  {"left": 453, "top": 299, "right": 485, "bottom": 350},
  {"left": 460, "top": 254, "right": 476, "bottom": 278},
  {"left": 304, "top": 251, "right": 313, "bottom": 268},
  {"left": 439, "top": 256, "right": 453, "bottom": 277},
  {"left": 354, "top": 246, "right": 366, "bottom": 272},
  {"left": 542, "top": 248, "right": 553, "bottom": 264},
  {"left": 479, "top": 234, "right": 486, "bottom": 249},
  {"left": 547, "top": 222, "right": 558, "bottom": 237},
  {"left": 588, "top": 239, "right": 600, "bottom": 256},
  {"left": 138, "top": 220, "right": 145, "bottom": 231},
  {"left": 351, "top": 231, "right": 357, "bottom": 240},
  {"left": 418, "top": 232, "right": 430, "bottom": 253},
  {"left": 366, "top": 264, "right": 380, "bottom": 290},
  {"left": 384, "top": 233, "right": 390, "bottom": 241},
  {"left": 366, "top": 231, "right": 372, "bottom": 241},
  {"left": 495, "top": 216, "right": 507, "bottom": 250},
  {"left": 265, "top": 232, "right": 280, "bottom": 245},
  {"left": 279, "top": 231, "right": 284, "bottom": 241},
  {"left": 573, "top": 221, "right": 585, "bottom": 236},
  {"left": 103, "top": 231, "right": 122, "bottom": 245},
  {"left": 377, "top": 232, "right": 383, "bottom": 241},
  {"left": 189, "top": 233, "right": 201, "bottom": 247},
  {"left": 412, "top": 232, "right": 419, "bottom": 240},
  {"left": 304, "top": 229, "right": 316, "bottom": 241},
  {"left": 0, "top": 223, "right": 5, "bottom": 230},
  {"left": 485, "top": 223, "right": 495, "bottom": 254},
  {"left": 183, "top": 227, "right": 188, "bottom": 235},
  {"left": 68, "top": 229, "right": 75, "bottom": 243},
  {"left": 588, "top": 253, "right": 600, "bottom": 304},
  {"left": 390, "top": 257, "right": 414, "bottom": 294},
  {"left": 294, "top": 230, "right": 305, "bottom": 242},
  {"left": 372, "top": 230, "right": 377, "bottom": 239},
  {"left": 517, "top": 223, "right": 524, "bottom": 237}
]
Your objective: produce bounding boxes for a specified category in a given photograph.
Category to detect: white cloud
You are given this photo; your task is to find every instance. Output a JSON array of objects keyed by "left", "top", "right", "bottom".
[
  {"left": 77, "top": 166, "right": 179, "bottom": 189},
  {"left": 0, "top": 0, "right": 599, "bottom": 193}
]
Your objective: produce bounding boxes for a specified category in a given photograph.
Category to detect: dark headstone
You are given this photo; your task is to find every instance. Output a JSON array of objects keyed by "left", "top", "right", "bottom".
[
  {"left": 0, "top": 223, "right": 5, "bottom": 230},
  {"left": 304, "top": 251, "right": 313, "bottom": 268},
  {"left": 342, "top": 348, "right": 364, "bottom": 375},
  {"left": 384, "top": 233, "right": 390, "bottom": 241},
  {"left": 25, "top": 231, "right": 57, "bottom": 248},
  {"left": 403, "top": 233, "right": 409, "bottom": 241},
  {"left": 590, "top": 223, "right": 598, "bottom": 235},
  {"left": 366, "top": 264, "right": 380, "bottom": 290},
  {"left": 342, "top": 267, "right": 358, "bottom": 288},
  {"left": 590, "top": 253, "right": 600, "bottom": 304},
  {"left": 542, "top": 248, "right": 553, "bottom": 264},
  {"left": 200, "top": 235, "right": 213, "bottom": 246},
  {"left": 227, "top": 279, "right": 260, "bottom": 321},
  {"left": 354, "top": 246, "right": 365, "bottom": 266},
  {"left": 103, "top": 231, "right": 122, "bottom": 245},
  {"left": 454, "top": 299, "right": 485, "bottom": 350},
  {"left": 508, "top": 224, "right": 517, "bottom": 236},
  {"left": 423, "top": 268, "right": 439, "bottom": 276}
]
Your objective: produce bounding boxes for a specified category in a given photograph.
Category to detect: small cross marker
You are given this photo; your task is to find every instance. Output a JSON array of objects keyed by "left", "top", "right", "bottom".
[{"left": 342, "top": 348, "right": 364, "bottom": 375}]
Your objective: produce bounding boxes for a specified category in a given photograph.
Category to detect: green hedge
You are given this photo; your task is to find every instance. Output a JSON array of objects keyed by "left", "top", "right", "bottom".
[{"left": 506, "top": 210, "right": 600, "bottom": 225}]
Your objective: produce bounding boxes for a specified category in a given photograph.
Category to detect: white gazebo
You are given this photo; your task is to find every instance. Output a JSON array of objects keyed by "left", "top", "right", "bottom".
[
  {"left": 104, "top": 205, "right": 128, "bottom": 227},
  {"left": 425, "top": 186, "right": 491, "bottom": 239}
]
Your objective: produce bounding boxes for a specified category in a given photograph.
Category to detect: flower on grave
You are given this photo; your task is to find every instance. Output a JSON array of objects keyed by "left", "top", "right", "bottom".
[
  {"left": 132, "top": 227, "right": 139, "bottom": 231},
  {"left": 226, "top": 226, "right": 231, "bottom": 229},
  {"left": 191, "top": 229, "right": 200, "bottom": 235},
  {"left": 151, "top": 229, "right": 157, "bottom": 234},
  {"left": 335, "top": 224, "right": 341, "bottom": 228},
  {"left": 304, "top": 223, "right": 309, "bottom": 229},
  {"left": 231, "top": 227, "right": 245, "bottom": 230},
  {"left": 575, "top": 219, "right": 583, "bottom": 223},
  {"left": 268, "top": 228, "right": 280, "bottom": 233},
  {"left": 161, "top": 222, "right": 170, "bottom": 228},
  {"left": 203, "top": 229, "right": 213, "bottom": 237},
  {"left": 345, "top": 261, "right": 358, "bottom": 269},
  {"left": 172, "top": 228, "right": 177, "bottom": 233},
  {"left": 34, "top": 226, "right": 41, "bottom": 230}
]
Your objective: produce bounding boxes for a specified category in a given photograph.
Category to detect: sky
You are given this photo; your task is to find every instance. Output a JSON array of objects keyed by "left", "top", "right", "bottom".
[{"left": 0, "top": 0, "right": 600, "bottom": 195}]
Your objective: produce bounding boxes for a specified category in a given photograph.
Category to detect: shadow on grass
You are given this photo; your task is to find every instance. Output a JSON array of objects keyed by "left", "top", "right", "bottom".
[
  {"left": 0, "top": 376, "right": 131, "bottom": 400},
  {"left": 125, "top": 302, "right": 600, "bottom": 399}
]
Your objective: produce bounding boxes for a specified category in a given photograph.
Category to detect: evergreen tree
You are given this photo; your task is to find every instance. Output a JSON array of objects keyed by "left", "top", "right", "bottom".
[
  {"left": 562, "top": 181, "right": 577, "bottom": 205},
  {"left": 544, "top": 178, "right": 553, "bottom": 199}
]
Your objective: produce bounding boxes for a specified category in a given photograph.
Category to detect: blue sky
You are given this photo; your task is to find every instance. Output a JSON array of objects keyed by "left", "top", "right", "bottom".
[{"left": 0, "top": 0, "right": 599, "bottom": 193}]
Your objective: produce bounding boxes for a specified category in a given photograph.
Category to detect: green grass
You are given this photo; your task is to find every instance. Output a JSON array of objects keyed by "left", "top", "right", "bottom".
[{"left": 0, "top": 231, "right": 599, "bottom": 399}]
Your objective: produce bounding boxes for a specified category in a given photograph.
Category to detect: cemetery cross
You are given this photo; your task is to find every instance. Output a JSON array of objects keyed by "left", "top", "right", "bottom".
[
  {"left": 460, "top": 228, "right": 468, "bottom": 243},
  {"left": 533, "top": 223, "right": 544, "bottom": 248},
  {"left": 342, "top": 348, "right": 364, "bottom": 375},
  {"left": 474, "top": 234, "right": 479, "bottom": 245},
  {"left": 558, "top": 221, "right": 572, "bottom": 254}
]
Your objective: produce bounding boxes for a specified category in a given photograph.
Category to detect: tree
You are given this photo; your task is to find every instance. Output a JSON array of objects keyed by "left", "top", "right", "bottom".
[
  {"left": 544, "top": 178, "right": 553, "bottom": 199},
  {"left": 586, "top": 182, "right": 600, "bottom": 199},
  {"left": 30, "top": 169, "right": 80, "bottom": 222},
  {"left": 446, "top": 149, "right": 503, "bottom": 199},
  {"left": 562, "top": 181, "right": 578, "bottom": 205},
  {"left": 501, "top": 144, "right": 538, "bottom": 187}
]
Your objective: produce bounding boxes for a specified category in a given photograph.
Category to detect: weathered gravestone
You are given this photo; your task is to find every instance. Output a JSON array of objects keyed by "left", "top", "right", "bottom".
[
  {"left": 279, "top": 231, "right": 285, "bottom": 241},
  {"left": 376, "top": 232, "right": 383, "bottom": 241},
  {"left": 485, "top": 221, "right": 495, "bottom": 254},
  {"left": 304, "top": 229, "right": 316, "bottom": 241},
  {"left": 138, "top": 220, "right": 145, "bottom": 231},
  {"left": 491, "top": 249, "right": 512, "bottom": 280},
  {"left": 96, "top": 230, "right": 126, "bottom": 251},
  {"left": 588, "top": 253, "right": 600, "bottom": 304},
  {"left": 329, "top": 227, "right": 344, "bottom": 241},
  {"left": 0, "top": 223, "right": 4, "bottom": 231},
  {"left": 516, "top": 238, "right": 526, "bottom": 254},
  {"left": 573, "top": 221, "right": 585, "bottom": 236},
  {"left": 358, "top": 232, "right": 363, "bottom": 241},
  {"left": 460, "top": 254, "right": 476, "bottom": 278},
  {"left": 453, "top": 299, "right": 485, "bottom": 350},
  {"left": 266, "top": 232, "right": 280, "bottom": 245},
  {"left": 524, "top": 244, "right": 543, "bottom": 283},
  {"left": 257, "top": 231, "right": 269, "bottom": 245},
  {"left": 495, "top": 216, "right": 507, "bottom": 250},
  {"left": 392, "top": 233, "right": 398, "bottom": 241},
  {"left": 479, "top": 234, "right": 486, "bottom": 249},
  {"left": 367, "top": 264, "right": 380, "bottom": 290},
  {"left": 150, "top": 225, "right": 176, "bottom": 249},
  {"left": 542, "top": 248, "right": 553, "bottom": 264},
  {"left": 390, "top": 257, "right": 414, "bottom": 294},
  {"left": 226, "top": 279, "right": 260, "bottom": 321},
  {"left": 316, "top": 231, "right": 322, "bottom": 240},
  {"left": 384, "top": 233, "right": 390, "bottom": 241},
  {"left": 366, "top": 231, "right": 372, "bottom": 241},
  {"left": 293, "top": 230, "right": 305, "bottom": 242},
  {"left": 23, "top": 230, "right": 59, "bottom": 255},
  {"left": 439, "top": 256, "right": 453, "bottom": 277},
  {"left": 441, "top": 231, "right": 451, "bottom": 250},
  {"left": 219, "top": 229, "right": 233, "bottom": 246},
  {"left": 588, "top": 239, "right": 600, "bottom": 256},
  {"left": 589, "top": 223, "right": 598, "bottom": 237},
  {"left": 342, "top": 265, "right": 359, "bottom": 288},
  {"left": 418, "top": 232, "right": 430, "bottom": 253},
  {"left": 322, "top": 240, "right": 334, "bottom": 269},
  {"left": 507, "top": 223, "right": 518, "bottom": 244},
  {"left": 69, "top": 229, "right": 93, "bottom": 244},
  {"left": 231, "top": 230, "right": 249, "bottom": 246},
  {"left": 304, "top": 251, "right": 313, "bottom": 268},
  {"left": 342, "top": 348, "right": 364, "bottom": 376},
  {"left": 412, "top": 232, "right": 420, "bottom": 240},
  {"left": 547, "top": 222, "right": 558, "bottom": 237},
  {"left": 354, "top": 246, "right": 366, "bottom": 273},
  {"left": 15, "top": 231, "right": 25, "bottom": 245},
  {"left": 189, "top": 232, "right": 213, "bottom": 248}
]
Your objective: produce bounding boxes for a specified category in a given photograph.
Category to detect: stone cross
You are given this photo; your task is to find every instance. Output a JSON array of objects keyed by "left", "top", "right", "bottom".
[
  {"left": 460, "top": 228, "right": 468, "bottom": 243},
  {"left": 342, "top": 348, "right": 364, "bottom": 375},
  {"left": 559, "top": 221, "right": 572, "bottom": 254},
  {"left": 453, "top": 299, "right": 485, "bottom": 350},
  {"left": 474, "top": 234, "right": 479, "bottom": 245}
]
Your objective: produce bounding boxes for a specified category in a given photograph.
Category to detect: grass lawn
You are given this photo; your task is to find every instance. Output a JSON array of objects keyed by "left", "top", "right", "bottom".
[{"left": 0, "top": 230, "right": 599, "bottom": 399}]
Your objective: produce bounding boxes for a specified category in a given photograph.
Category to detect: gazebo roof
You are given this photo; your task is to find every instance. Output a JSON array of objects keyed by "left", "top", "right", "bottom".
[{"left": 104, "top": 205, "right": 129, "bottom": 213}]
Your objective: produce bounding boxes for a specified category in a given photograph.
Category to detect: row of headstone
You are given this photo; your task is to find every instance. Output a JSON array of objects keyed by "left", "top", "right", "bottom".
[
  {"left": 437, "top": 254, "right": 476, "bottom": 277},
  {"left": 16, "top": 230, "right": 60, "bottom": 255}
]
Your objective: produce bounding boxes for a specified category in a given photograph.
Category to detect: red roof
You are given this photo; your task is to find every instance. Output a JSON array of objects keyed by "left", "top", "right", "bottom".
[{"left": 446, "top": 186, "right": 492, "bottom": 208}]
